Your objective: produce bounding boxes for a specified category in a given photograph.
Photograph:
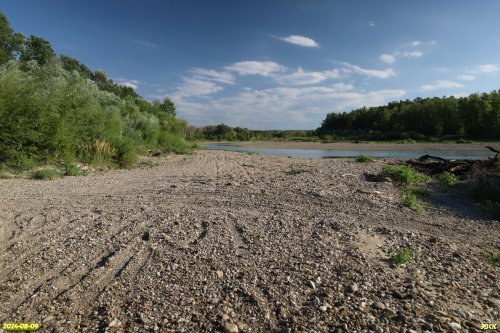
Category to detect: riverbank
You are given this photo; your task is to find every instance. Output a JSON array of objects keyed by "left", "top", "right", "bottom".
[
  {"left": 0, "top": 150, "right": 498, "bottom": 332},
  {"left": 213, "top": 140, "right": 500, "bottom": 152}
]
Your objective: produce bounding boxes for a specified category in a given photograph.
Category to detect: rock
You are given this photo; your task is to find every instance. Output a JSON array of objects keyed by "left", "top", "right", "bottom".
[
  {"left": 373, "top": 302, "right": 386, "bottom": 310},
  {"left": 309, "top": 280, "right": 316, "bottom": 289},
  {"left": 216, "top": 270, "right": 224, "bottom": 279},
  {"left": 279, "top": 328, "right": 292, "bottom": 333},
  {"left": 448, "top": 322, "right": 461, "bottom": 330},
  {"left": 221, "top": 313, "right": 230, "bottom": 321},
  {"left": 223, "top": 322, "right": 239, "bottom": 333},
  {"left": 349, "top": 283, "right": 359, "bottom": 292},
  {"left": 319, "top": 305, "right": 328, "bottom": 312}
]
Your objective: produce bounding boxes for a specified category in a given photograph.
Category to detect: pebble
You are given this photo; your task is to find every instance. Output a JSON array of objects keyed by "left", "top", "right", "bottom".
[
  {"left": 319, "top": 305, "right": 328, "bottom": 312},
  {"left": 223, "top": 323, "right": 239, "bottom": 333},
  {"left": 309, "top": 280, "right": 316, "bottom": 289},
  {"left": 448, "top": 322, "right": 461, "bottom": 330},
  {"left": 216, "top": 270, "right": 224, "bottom": 279},
  {"left": 373, "top": 302, "right": 386, "bottom": 310},
  {"left": 349, "top": 283, "right": 359, "bottom": 292}
]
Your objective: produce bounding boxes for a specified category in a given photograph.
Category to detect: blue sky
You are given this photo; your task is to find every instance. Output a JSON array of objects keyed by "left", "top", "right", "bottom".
[{"left": 2, "top": 1, "right": 500, "bottom": 129}]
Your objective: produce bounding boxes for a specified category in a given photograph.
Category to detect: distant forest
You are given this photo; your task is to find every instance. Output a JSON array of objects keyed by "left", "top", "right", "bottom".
[
  {"left": 195, "top": 91, "right": 500, "bottom": 142},
  {"left": 0, "top": 12, "right": 191, "bottom": 171},
  {"left": 317, "top": 92, "right": 500, "bottom": 140}
]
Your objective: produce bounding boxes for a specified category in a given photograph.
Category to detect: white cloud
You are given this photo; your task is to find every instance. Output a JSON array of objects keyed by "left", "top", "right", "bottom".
[
  {"left": 477, "top": 64, "right": 499, "bottom": 73},
  {"left": 343, "top": 63, "right": 396, "bottom": 78},
  {"left": 421, "top": 80, "right": 463, "bottom": 92},
  {"left": 275, "top": 67, "right": 340, "bottom": 85},
  {"left": 174, "top": 78, "right": 224, "bottom": 98},
  {"left": 114, "top": 78, "right": 140, "bottom": 89},
  {"left": 132, "top": 39, "right": 158, "bottom": 48},
  {"left": 410, "top": 40, "right": 423, "bottom": 47},
  {"left": 225, "top": 61, "right": 286, "bottom": 76},
  {"left": 368, "top": 21, "right": 376, "bottom": 27},
  {"left": 380, "top": 54, "right": 396, "bottom": 64},
  {"left": 279, "top": 35, "right": 319, "bottom": 48},
  {"left": 402, "top": 51, "right": 423, "bottom": 58},
  {"left": 190, "top": 68, "right": 235, "bottom": 84},
  {"left": 174, "top": 84, "right": 405, "bottom": 129},
  {"left": 458, "top": 75, "right": 475, "bottom": 81}
]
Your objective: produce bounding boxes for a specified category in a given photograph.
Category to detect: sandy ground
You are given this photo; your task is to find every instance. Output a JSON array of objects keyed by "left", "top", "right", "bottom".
[
  {"left": 219, "top": 141, "right": 500, "bottom": 152},
  {"left": 0, "top": 151, "right": 498, "bottom": 332}
]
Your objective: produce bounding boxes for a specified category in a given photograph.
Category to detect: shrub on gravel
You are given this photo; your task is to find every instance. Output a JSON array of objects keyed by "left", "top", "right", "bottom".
[
  {"left": 438, "top": 172, "right": 458, "bottom": 186},
  {"left": 389, "top": 247, "right": 414, "bottom": 265},
  {"left": 64, "top": 164, "right": 80, "bottom": 176},
  {"left": 381, "top": 165, "right": 431, "bottom": 212},
  {"left": 33, "top": 169, "right": 59, "bottom": 180},
  {"left": 484, "top": 251, "right": 500, "bottom": 265},
  {"left": 355, "top": 155, "right": 373, "bottom": 163},
  {"left": 381, "top": 165, "right": 431, "bottom": 185},
  {"left": 289, "top": 167, "right": 305, "bottom": 175}
]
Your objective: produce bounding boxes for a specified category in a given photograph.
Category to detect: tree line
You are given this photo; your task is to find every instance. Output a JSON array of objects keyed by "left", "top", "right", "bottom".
[
  {"left": 316, "top": 93, "right": 500, "bottom": 140},
  {"left": 0, "top": 12, "right": 190, "bottom": 171}
]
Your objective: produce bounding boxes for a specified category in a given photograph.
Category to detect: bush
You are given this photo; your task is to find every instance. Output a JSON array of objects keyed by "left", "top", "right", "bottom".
[
  {"left": 355, "top": 155, "right": 373, "bottom": 163},
  {"left": 64, "top": 164, "right": 80, "bottom": 176},
  {"left": 438, "top": 172, "right": 458, "bottom": 186},
  {"left": 381, "top": 165, "right": 431, "bottom": 185},
  {"left": 389, "top": 247, "right": 414, "bottom": 265},
  {"left": 33, "top": 169, "right": 59, "bottom": 180},
  {"left": 289, "top": 167, "right": 305, "bottom": 175},
  {"left": 484, "top": 251, "right": 500, "bottom": 265},
  {"left": 402, "top": 188, "right": 424, "bottom": 212}
]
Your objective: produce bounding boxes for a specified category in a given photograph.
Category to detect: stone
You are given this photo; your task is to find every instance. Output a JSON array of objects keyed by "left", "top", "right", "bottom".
[
  {"left": 349, "top": 283, "right": 359, "bottom": 292},
  {"left": 448, "top": 322, "right": 461, "bottom": 330},
  {"left": 319, "top": 305, "right": 328, "bottom": 312},
  {"left": 216, "top": 270, "right": 224, "bottom": 279},
  {"left": 373, "top": 302, "right": 386, "bottom": 310},
  {"left": 221, "top": 313, "right": 230, "bottom": 321},
  {"left": 223, "top": 323, "right": 239, "bottom": 333}
]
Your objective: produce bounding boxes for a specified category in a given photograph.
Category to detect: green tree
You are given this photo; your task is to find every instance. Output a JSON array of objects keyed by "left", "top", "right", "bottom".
[
  {"left": 20, "top": 35, "right": 56, "bottom": 66},
  {"left": 0, "top": 12, "right": 24, "bottom": 65}
]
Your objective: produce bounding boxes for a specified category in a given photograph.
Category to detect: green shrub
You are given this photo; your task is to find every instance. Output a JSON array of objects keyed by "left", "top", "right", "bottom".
[
  {"left": 33, "top": 169, "right": 59, "bottom": 180},
  {"left": 402, "top": 188, "right": 424, "bottom": 212},
  {"left": 64, "top": 164, "right": 80, "bottom": 176},
  {"left": 289, "top": 167, "right": 305, "bottom": 175},
  {"left": 381, "top": 165, "right": 431, "bottom": 185},
  {"left": 389, "top": 247, "right": 414, "bottom": 265},
  {"left": 158, "top": 132, "right": 191, "bottom": 154},
  {"left": 484, "top": 251, "right": 500, "bottom": 265},
  {"left": 355, "top": 155, "right": 373, "bottom": 163},
  {"left": 438, "top": 172, "right": 458, "bottom": 186}
]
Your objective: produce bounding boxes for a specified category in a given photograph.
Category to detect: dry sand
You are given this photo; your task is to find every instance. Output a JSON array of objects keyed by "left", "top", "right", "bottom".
[{"left": 0, "top": 151, "right": 498, "bottom": 332}]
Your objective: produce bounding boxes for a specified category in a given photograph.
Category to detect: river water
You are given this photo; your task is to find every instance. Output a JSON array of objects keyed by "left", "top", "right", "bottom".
[{"left": 205, "top": 143, "right": 495, "bottom": 160}]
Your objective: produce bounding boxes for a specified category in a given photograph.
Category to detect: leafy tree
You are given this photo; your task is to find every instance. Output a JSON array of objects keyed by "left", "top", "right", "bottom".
[
  {"left": 20, "top": 35, "right": 56, "bottom": 66},
  {"left": 0, "top": 11, "right": 24, "bottom": 65},
  {"left": 59, "top": 54, "right": 93, "bottom": 79}
]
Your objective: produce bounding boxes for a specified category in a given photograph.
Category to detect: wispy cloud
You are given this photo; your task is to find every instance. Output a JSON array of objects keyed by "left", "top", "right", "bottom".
[
  {"left": 275, "top": 67, "right": 340, "bottom": 85},
  {"left": 368, "top": 21, "right": 376, "bottom": 28},
  {"left": 379, "top": 54, "right": 396, "bottom": 64},
  {"left": 174, "top": 78, "right": 224, "bottom": 98},
  {"left": 402, "top": 51, "right": 423, "bottom": 58},
  {"left": 379, "top": 40, "right": 433, "bottom": 64},
  {"left": 225, "top": 61, "right": 286, "bottom": 76},
  {"left": 278, "top": 35, "right": 319, "bottom": 48},
  {"left": 132, "top": 39, "right": 158, "bottom": 48},
  {"left": 190, "top": 68, "right": 235, "bottom": 84},
  {"left": 114, "top": 78, "right": 140, "bottom": 89},
  {"left": 421, "top": 80, "right": 463, "bottom": 92},
  {"left": 174, "top": 85, "right": 405, "bottom": 129},
  {"left": 343, "top": 63, "right": 396, "bottom": 78},
  {"left": 458, "top": 75, "right": 475, "bottom": 81},
  {"left": 477, "top": 64, "right": 499, "bottom": 73}
]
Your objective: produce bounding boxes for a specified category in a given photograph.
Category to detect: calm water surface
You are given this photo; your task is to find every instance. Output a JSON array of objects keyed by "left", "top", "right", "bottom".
[{"left": 205, "top": 143, "right": 494, "bottom": 160}]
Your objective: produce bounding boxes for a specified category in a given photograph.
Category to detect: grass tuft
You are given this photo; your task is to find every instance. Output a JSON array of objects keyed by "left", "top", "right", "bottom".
[
  {"left": 389, "top": 247, "right": 414, "bottom": 265},
  {"left": 355, "top": 155, "right": 373, "bottom": 163},
  {"left": 33, "top": 169, "right": 59, "bottom": 180},
  {"left": 381, "top": 165, "right": 431, "bottom": 185},
  {"left": 289, "top": 167, "right": 305, "bottom": 175},
  {"left": 64, "top": 164, "right": 80, "bottom": 176},
  {"left": 484, "top": 251, "right": 500, "bottom": 265},
  {"left": 438, "top": 172, "right": 458, "bottom": 186}
]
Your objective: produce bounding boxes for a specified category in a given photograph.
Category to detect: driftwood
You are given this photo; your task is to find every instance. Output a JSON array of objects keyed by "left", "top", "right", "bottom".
[{"left": 407, "top": 147, "right": 498, "bottom": 179}]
